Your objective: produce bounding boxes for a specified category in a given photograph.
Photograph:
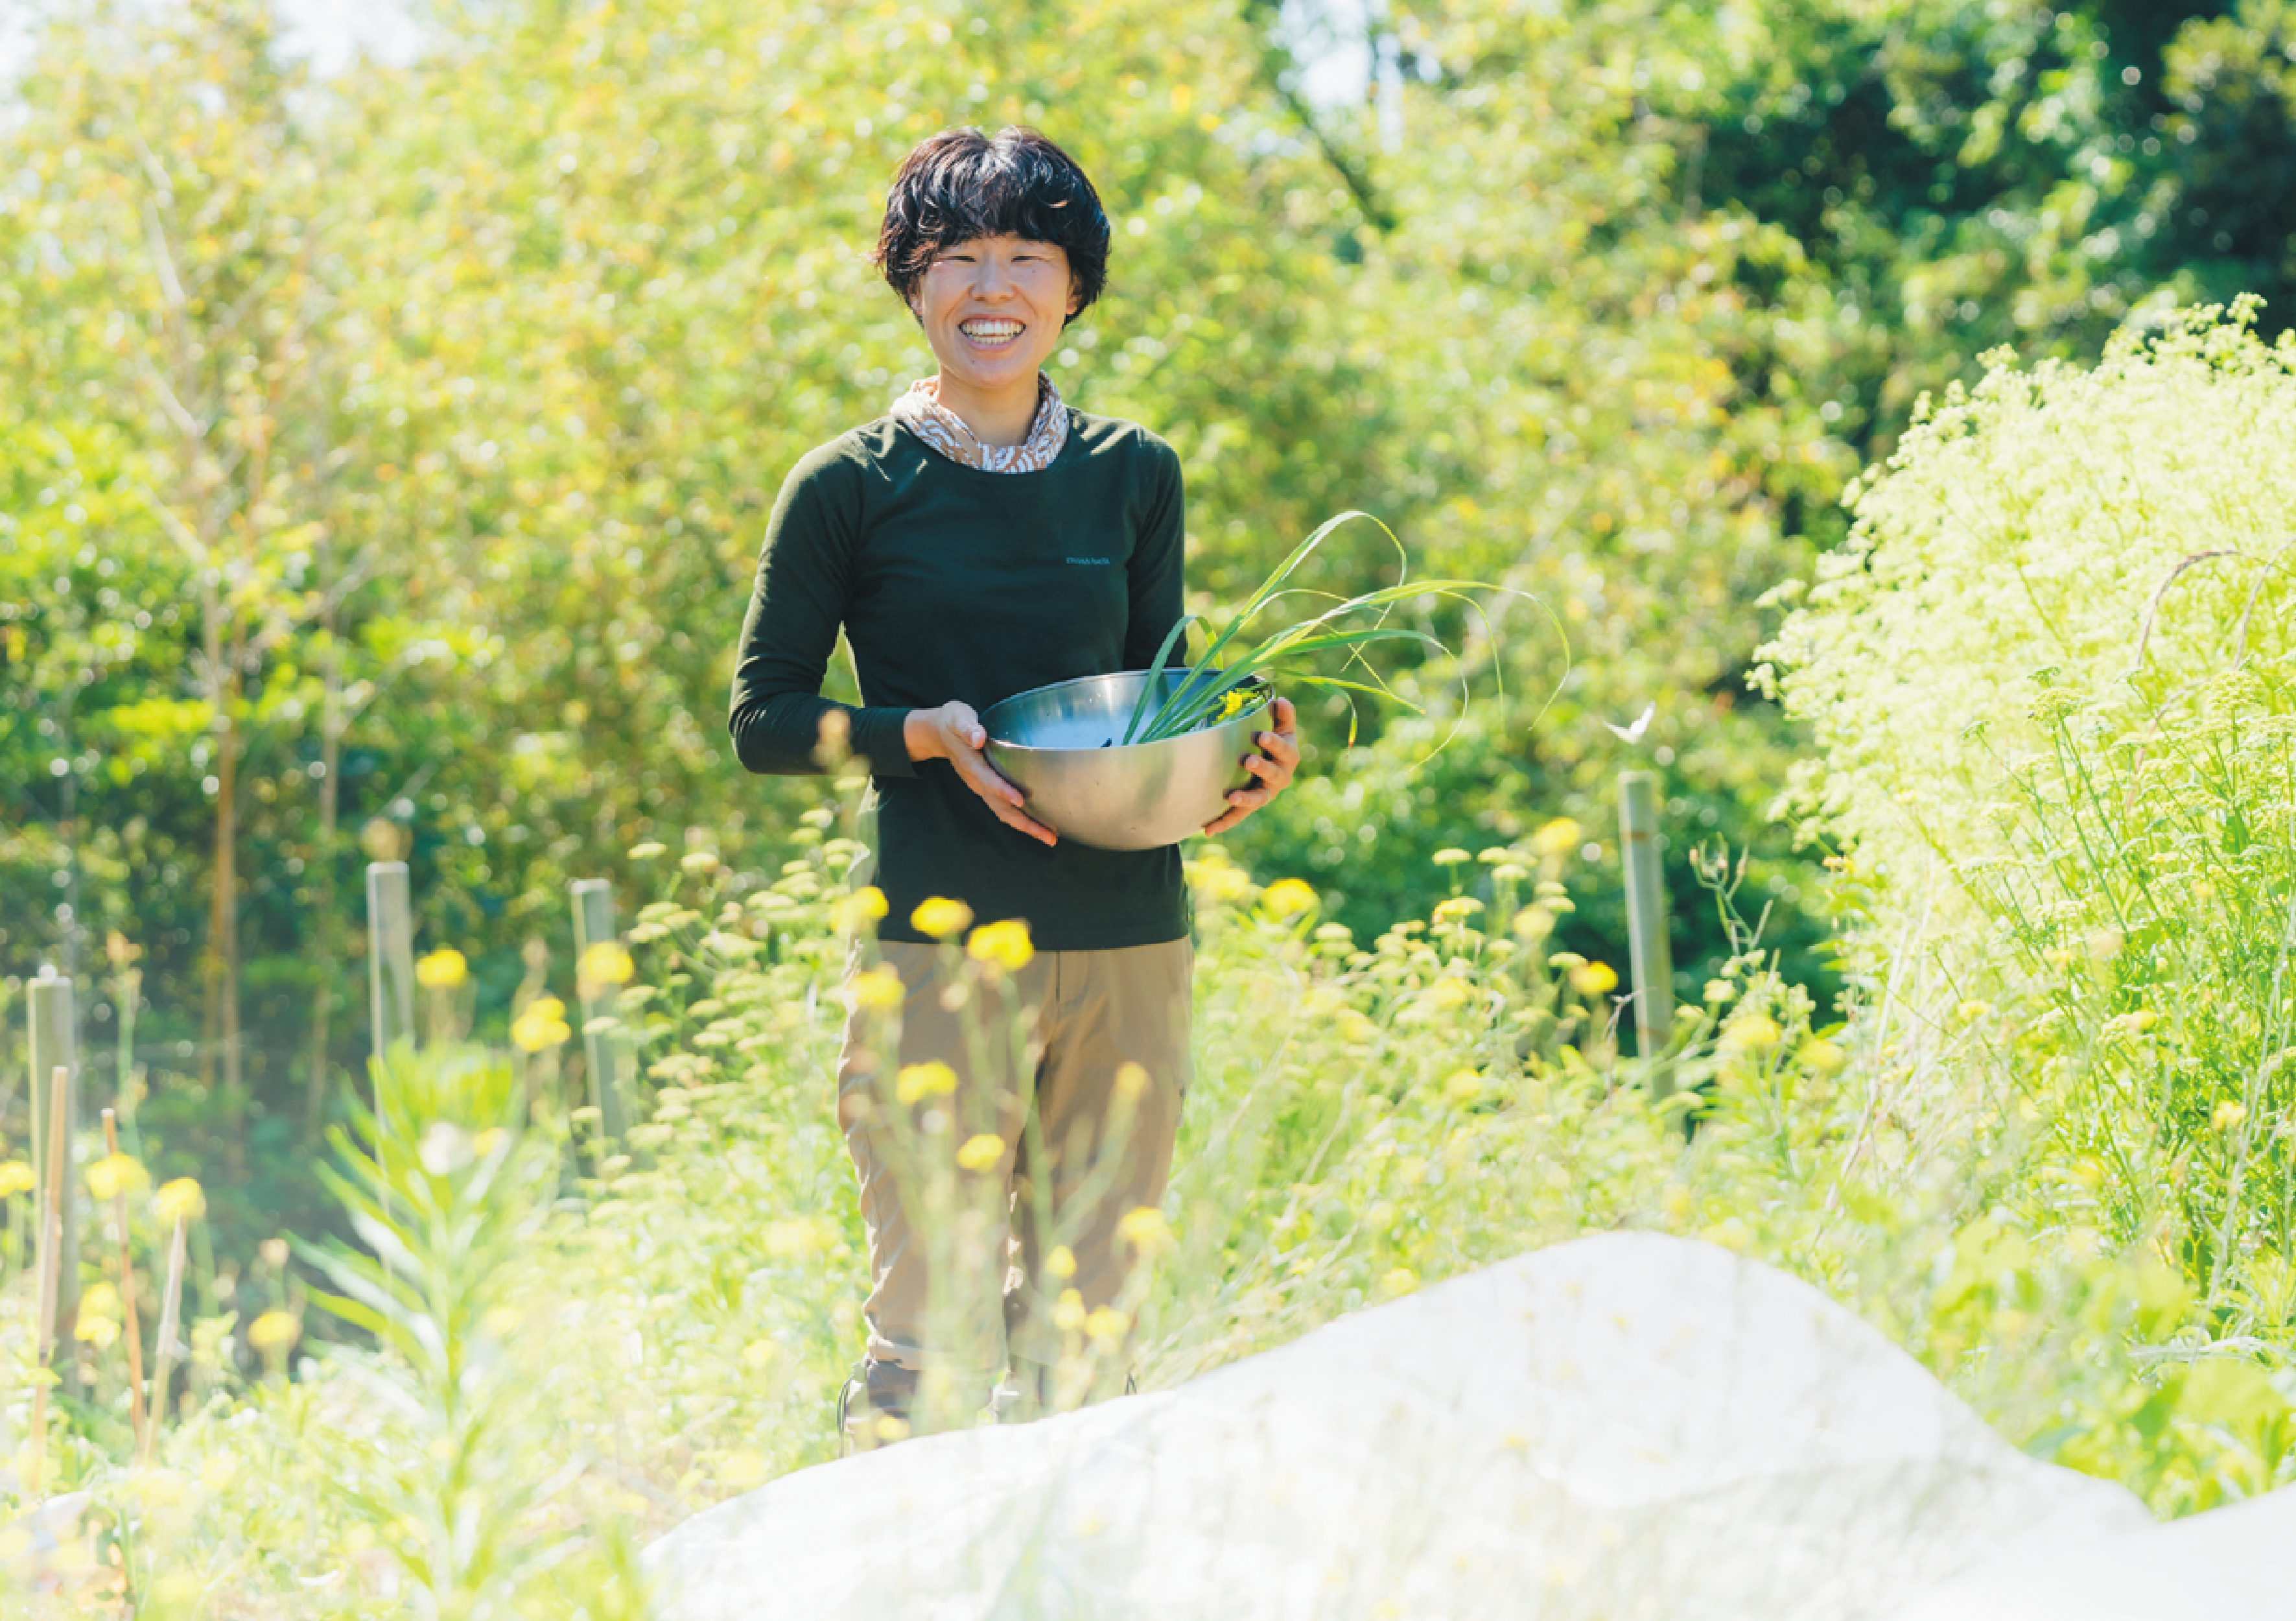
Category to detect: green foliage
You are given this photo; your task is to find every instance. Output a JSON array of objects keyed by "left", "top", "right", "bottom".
[{"left": 1763, "top": 301, "right": 2296, "bottom": 1513}]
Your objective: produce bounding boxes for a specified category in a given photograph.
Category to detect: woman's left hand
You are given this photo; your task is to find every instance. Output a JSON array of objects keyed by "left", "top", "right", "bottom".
[{"left": 1202, "top": 697, "right": 1300, "bottom": 836}]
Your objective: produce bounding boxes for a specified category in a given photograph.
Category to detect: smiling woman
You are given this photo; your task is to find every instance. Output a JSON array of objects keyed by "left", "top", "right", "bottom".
[{"left": 727, "top": 126, "right": 1301, "bottom": 1456}]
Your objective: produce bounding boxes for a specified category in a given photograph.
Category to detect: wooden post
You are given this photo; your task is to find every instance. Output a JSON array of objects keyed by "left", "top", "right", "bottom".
[
  {"left": 27, "top": 970, "right": 80, "bottom": 1352},
  {"left": 142, "top": 1214, "right": 188, "bottom": 1465},
  {"left": 103, "top": 1109, "right": 149, "bottom": 1451},
  {"left": 1619, "top": 772, "right": 1676, "bottom": 1099},
  {"left": 29, "top": 1065, "right": 68, "bottom": 1498},
  {"left": 570, "top": 879, "right": 630, "bottom": 1150}
]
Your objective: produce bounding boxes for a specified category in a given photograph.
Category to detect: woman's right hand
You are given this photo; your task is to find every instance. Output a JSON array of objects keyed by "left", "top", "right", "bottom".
[{"left": 905, "top": 702, "right": 1057, "bottom": 846}]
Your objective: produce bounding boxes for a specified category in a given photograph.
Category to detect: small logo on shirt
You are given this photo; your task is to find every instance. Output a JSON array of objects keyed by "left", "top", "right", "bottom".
[{"left": 1065, "top": 556, "right": 1111, "bottom": 565}]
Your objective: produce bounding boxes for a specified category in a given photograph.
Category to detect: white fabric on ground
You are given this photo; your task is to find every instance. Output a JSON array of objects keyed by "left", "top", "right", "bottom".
[
  {"left": 1881, "top": 1482, "right": 2296, "bottom": 1621},
  {"left": 645, "top": 1233, "right": 2253, "bottom": 1620}
]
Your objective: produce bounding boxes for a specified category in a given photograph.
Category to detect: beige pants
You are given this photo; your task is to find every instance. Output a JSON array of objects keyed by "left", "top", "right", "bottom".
[{"left": 836, "top": 938, "right": 1192, "bottom": 1395}]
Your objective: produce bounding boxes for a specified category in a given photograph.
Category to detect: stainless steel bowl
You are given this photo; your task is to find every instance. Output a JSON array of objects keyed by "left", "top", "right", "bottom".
[{"left": 983, "top": 670, "right": 1272, "bottom": 851}]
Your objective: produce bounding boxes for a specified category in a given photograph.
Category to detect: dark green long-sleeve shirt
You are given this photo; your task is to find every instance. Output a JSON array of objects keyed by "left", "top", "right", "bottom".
[{"left": 729, "top": 411, "right": 1190, "bottom": 950}]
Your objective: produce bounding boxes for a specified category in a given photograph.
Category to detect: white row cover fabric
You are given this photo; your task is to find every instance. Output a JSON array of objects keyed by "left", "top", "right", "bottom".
[{"left": 647, "top": 1233, "right": 2277, "bottom": 1620}]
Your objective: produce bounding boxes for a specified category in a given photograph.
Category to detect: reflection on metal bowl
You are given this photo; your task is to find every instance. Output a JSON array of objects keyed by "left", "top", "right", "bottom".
[{"left": 982, "top": 670, "right": 1272, "bottom": 851}]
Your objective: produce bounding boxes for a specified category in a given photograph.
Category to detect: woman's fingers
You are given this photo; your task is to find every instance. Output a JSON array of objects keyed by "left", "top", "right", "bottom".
[
  {"left": 1203, "top": 698, "right": 1300, "bottom": 836},
  {"left": 951, "top": 741, "right": 1056, "bottom": 844}
]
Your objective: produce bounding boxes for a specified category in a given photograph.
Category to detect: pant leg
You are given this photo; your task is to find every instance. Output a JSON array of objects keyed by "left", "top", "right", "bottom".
[
  {"left": 1005, "top": 939, "right": 1193, "bottom": 1378},
  {"left": 836, "top": 940, "right": 1046, "bottom": 1398}
]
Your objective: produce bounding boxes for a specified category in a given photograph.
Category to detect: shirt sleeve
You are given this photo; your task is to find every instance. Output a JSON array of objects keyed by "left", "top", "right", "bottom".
[
  {"left": 728, "top": 453, "right": 919, "bottom": 779},
  {"left": 1123, "top": 439, "right": 1188, "bottom": 671}
]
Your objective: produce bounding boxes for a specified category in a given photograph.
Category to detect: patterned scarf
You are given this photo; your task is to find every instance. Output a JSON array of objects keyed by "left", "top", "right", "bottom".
[{"left": 889, "top": 373, "right": 1069, "bottom": 474}]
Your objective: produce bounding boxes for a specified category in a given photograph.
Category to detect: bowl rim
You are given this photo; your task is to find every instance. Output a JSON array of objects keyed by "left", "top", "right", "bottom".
[{"left": 983, "top": 669, "right": 1272, "bottom": 757}]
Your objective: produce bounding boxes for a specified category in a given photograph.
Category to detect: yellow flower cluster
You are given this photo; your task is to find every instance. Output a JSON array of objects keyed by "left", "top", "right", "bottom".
[
  {"left": 512, "top": 996, "right": 572, "bottom": 1053},
  {"left": 415, "top": 948, "right": 469, "bottom": 989},
  {"left": 0, "top": 1161, "right": 34, "bottom": 1198},
  {"left": 248, "top": 1310, "right": 301, "bottom": 1355},
  {"left": 955, "top": 1133, "right": 1005, "bottom": 1172},
  {"left": 578, "top": 941, "right": 635, "bottom": 994},
  {"left": 966, "top": 918, "right": 1033, "bottom": 973},
  {"left": 1261, "top": 878, "right": 1318, "bottom": 919},
  {"left": 1568, "top": 960, "right": 1618, "bottom": 997},
  {"left": 86, "top": 1152, "right": 149, "bottom": 1202},
  {"left": 156, "top": 1176, "right": 205, "bottom": 1224},
  {"left": 847, "top": 965, "right": 906, "bottom": 1013},
  {"left": 1530, "top": 818, "right": 1582, "bottom": 858},
  {"left": 910, "top": 895, "right": 974, "bottom": 940},
  {"left": 895, "top": 1061, "right": 957, "bottom": 1106},
  {"left": 1115, "top": 1205, "right": 1174, "bottom": 1256},
  {"left": 832, "top": 886, "right": 889, "bottom": 934}
]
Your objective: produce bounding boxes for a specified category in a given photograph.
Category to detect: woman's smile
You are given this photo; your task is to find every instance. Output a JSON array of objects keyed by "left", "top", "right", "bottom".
[{"left": 957, "top": 316, "right": 1026, "bottom": 349}]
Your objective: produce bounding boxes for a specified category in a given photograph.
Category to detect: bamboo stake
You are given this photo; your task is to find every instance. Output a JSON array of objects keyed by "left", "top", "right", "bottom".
[
  {"left": 142, "top": 1215, "right": 188, "bottom": 1467},
  {"left": 29, "top": 1064, "right": 68, "bottom": 1499},
  {"left": 1619, "top": 772, "right": 1677, "bottom": 1099},
  {"left": 103, "top": 1109, "right": 149, "bottom": 1450}
]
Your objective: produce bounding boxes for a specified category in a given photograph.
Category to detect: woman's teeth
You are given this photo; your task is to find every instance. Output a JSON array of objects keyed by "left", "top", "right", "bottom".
[{"left": 961, "top": 320, "right": 1022, "bottom": 342}]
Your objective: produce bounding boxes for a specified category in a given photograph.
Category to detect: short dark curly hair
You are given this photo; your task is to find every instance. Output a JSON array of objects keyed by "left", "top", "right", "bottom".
[{"left": 873, "top": 127, "right": 1110, "bottom": 323}]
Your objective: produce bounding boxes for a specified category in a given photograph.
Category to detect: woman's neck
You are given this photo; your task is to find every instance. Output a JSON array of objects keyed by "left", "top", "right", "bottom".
[{"left": 931, "top": 370, "right": 1041, "bottom": 447}]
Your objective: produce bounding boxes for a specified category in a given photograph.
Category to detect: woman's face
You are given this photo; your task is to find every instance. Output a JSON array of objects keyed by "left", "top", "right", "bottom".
[{"left": 911, "top": 234, "right": 1079, "bottom": 404}]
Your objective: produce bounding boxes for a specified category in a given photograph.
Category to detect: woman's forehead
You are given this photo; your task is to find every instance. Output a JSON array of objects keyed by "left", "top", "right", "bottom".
[{"left": 936, "top": 232, "right": 1066, "bottom": 253}]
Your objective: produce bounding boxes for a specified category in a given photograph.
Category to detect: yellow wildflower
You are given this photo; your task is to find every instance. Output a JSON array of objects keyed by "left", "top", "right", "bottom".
[
  {"left": 1045, "top": 1244, "right": 1077, "bottom": 1281},
  {"left": 1433, "top": 896, "right": 1485, "bottom": 925},
  {"left": 1530, "top": 818, "right": 1582, "bottom": 858},
  {"left": 967, "top": 918, "right": 1035, "bottom": 973},
  {"left": 832, "top": 886, "right": 889, "bottom": 934},
  {"left": 1432, "top": 847, "right": 1471, "bottom": 866},
  {"left": 680, "top": 849, "right": 720, "bottom": 875},
  {"left": 76, "top": 1315, "right": 119, "bottom": 1349},
  {"left": 1116, "top": 1205, "right": 1175, "bottom": 1256},
  {"left": 1798, "top": 1037, "right": 1848, "bottom": 1076},
  {"left": 156, "top": 1177, "right": 205, "bottom": 1224},
  {"left": 1262, "top": 878, "right": 1318, "bottom": 919},
  {"left": 511, "top": 997, "right": 572, "bottom": 1053},
  {"left": 1053, "top": 1288, "right": 1088, "bottom": 1332},
  {"left": 1084, "top": 1305, "right": 1130, "bottom": 1349},
  {"left": 248, "top": 1311, "right": 301, "bottom": 1355},
  {"left": 910, "top": 896, "right": 974, "bottom": 940},
  {"left": 1512, "top": 906, "right": 1555, "bottom": 942},
  {"left": 628, "top": 841, "right": 668, "bottom": 860},
  {"left": 2212, "top": 1100, "right": 2247, "bottom": 1133},
  {"left": 578, "top": 941, "right": 635, "bottom": 992},
  {"left": 955, "top": 1133, "right": 1006, "bottom": 1172},
  {"left": 2103, "top": 1009, "right": 2158, "bottom": 1041},
  {"left": 848, "top": 965, "right": 906, "bottom": 1013},
  {"left": 1569, "top": 960, "right": 1619, "bottom": 998},
  {"left": 85, "top": 1152, "right": 148, "bottom": 1203},
  {"left": 415, "top": 949, "right": 469, "bottom": 990},
  {"left": 895, "top": 1061, "right": 958, "bottom": 1106},
  {"left": 1722, "top": 1013, "right": 1782, "bottom": 1052},
  {"left": 0, "top": 1161, "right": 34, "bottom": 1198},
  {"left": 1954, "top": 999, "right": 1992, "bottom": 1025},
  {"left": 1378, "top": 1267, "right": 1420, "bottom": 1299},
  {"left": 79, "top": 1282, "right": 121, "bottom": 1321}
]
